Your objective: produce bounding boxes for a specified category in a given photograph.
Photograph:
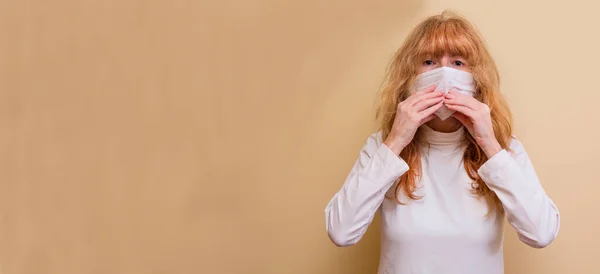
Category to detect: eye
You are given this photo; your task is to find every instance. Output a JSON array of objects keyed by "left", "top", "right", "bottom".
[
  {"left": 453, "top": 60, "right": 465, "bottom": 66},
  {"left": 423, "top": 60, "right": 435, "bottom": 66}
]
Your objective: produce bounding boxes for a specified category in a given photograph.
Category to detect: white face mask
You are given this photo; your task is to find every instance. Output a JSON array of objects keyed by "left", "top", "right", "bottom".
[{"left": 414, "top": 67, "right": 476, "bottom": 121}]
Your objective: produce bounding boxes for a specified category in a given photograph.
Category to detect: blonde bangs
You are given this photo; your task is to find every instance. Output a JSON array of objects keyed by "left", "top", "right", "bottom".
[{"left": 414, "top": 19, "right": 480, "bottom": 64}]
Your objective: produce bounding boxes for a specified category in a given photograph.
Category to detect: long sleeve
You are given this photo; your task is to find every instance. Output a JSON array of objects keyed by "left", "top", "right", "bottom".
[
  {"left": 478, "top": 138, "right": 560, "bottom": 248},
  {"left": 325, "top": 132, "right": 409, "bottom": 247}
]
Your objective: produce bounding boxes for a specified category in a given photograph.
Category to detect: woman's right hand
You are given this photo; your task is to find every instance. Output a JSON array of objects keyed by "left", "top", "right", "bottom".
[{"left": 383, "top": 85, "right": 444, "bottom": 155}]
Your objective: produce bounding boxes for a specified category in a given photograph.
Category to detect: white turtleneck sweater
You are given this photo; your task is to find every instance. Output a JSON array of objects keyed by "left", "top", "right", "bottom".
[{"left": 325, "top": 126, "right": 560, "bottom": 274}]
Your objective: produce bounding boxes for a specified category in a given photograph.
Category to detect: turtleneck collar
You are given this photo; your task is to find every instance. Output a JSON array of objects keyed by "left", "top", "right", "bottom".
[{"left": 420, "top": 124, "right": 465, "bottom": 146}]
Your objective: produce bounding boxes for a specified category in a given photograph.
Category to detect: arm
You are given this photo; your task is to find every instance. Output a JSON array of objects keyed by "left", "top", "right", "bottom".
[
  {"left": 444, "top": 91, "right": 560, "bottom": 248},
  {"left": 478, "top": 138, "right": 560, "bottom": 248},
  {"left": 324, "top": 132, "right": 409, "bottom": 247}
]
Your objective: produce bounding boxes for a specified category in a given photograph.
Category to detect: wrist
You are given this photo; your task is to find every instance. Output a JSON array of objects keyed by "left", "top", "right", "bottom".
[
  {"left": 482, "top": 139, "right": 502, "bottom": 158},
  {"left": 383, "top": 135, "right": 406, "bottom": 156}
]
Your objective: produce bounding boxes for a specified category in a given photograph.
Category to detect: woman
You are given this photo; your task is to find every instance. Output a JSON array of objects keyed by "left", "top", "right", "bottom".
[{"left": 324, "top": 11, "right": 560, "bottom": 274}]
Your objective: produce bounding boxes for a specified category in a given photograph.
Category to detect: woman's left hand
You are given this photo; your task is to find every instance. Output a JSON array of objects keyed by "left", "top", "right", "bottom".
[{"left": 444, "top": 90, "right": 502, "bottom": 158}]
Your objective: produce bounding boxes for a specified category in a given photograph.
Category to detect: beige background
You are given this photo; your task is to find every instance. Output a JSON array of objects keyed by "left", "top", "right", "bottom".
[{"left": 0, "top": 0, "right": 597, "bottom": 273}]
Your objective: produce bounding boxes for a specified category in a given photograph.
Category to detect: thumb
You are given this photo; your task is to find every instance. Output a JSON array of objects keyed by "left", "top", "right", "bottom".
[
  {"left": 421, "top": 114, "right": 437, "bottom": 124},
  {"left": 452, "top": 112, "right": 471, "bottom": 127}
]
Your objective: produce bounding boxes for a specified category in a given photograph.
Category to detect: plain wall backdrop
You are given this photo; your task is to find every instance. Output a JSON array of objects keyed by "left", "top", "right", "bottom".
[{"left": 0, "top": 0, "right": 597, "bottom": 273}]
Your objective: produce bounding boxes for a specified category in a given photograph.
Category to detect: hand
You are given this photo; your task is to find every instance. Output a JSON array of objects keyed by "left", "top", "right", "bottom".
[
  {"left": 384, "top": 85, "right": 444, "bottom": 155},
  {"left": 444, "top": 91, "right": 502, "bottom": 157}
]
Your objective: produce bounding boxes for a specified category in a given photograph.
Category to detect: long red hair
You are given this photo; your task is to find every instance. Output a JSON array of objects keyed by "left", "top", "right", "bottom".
[{"left": 375, "top": 11, "right": 513, "bottom": 213}]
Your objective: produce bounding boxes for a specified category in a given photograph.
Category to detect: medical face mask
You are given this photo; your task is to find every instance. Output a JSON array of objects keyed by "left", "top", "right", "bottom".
[{"left": 414, "top": 66, "right": 476, "bottom": 121}]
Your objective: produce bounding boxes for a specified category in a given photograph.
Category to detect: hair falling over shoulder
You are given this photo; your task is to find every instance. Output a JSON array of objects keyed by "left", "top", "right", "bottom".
[{"left": 375, "top": 11, "right": 513, "bottom": 213}]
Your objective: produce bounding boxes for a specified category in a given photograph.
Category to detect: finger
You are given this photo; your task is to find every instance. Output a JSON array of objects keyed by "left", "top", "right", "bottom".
[
  {"left": 419, "top": 84, "right": 437, "bottom": 94},
  {"left": 421, "top": 113, "right": 437, "bottom": 124},
  {"left": 407, "top": 89, "right": 443, "bottom": 106},
  {"left": 403, "top": 85, "right": 438, "bottom": 104},
  {"left": 452, "top": 112, "right": 471, "bottom": 127},
  {"left": 445, "top": 103, "right": 477, "bottom": 117},
  {"left": 419, "top": 100, "right": 444, "bottom": 118},
  {"left": 444, "top": 91, "right": 480, "bottom": 110},
  {"left": 414, "top": 96, "right": 444, "bottom": 112}
]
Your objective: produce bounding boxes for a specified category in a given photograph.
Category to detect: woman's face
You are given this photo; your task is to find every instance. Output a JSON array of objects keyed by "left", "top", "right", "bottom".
[{"left": 418, "top": 52, "right": 471, "bottom": 74}]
